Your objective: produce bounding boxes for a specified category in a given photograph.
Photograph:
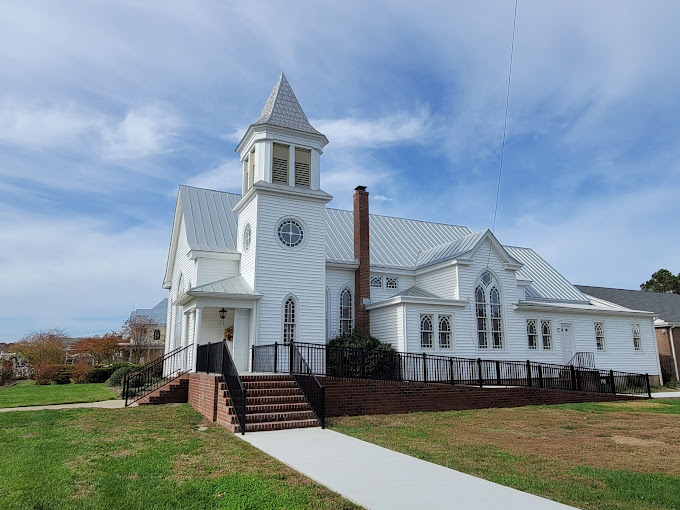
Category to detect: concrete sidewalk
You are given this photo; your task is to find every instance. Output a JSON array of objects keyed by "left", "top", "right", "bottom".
[
  {"left": 651, "top": 391, "right": 680, "bottom": 398},
  {"left": 0, "top": 399, "right": 130, "bottom": 412},
  {"left": 240, "top": 427, "right": 575, "bottom": 510}
]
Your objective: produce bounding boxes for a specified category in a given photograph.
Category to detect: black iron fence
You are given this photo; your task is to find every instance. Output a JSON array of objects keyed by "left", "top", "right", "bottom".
[
  {"left": 289, "top": 342, "right": 325, "bottom": 428},
  {"left": 567, "top": 352, "right": 596, "bottom": 369},
  {"left": 252, "top": 341, "right": 651, "bottom": 397},
  {"left": 196, "top": 342, "right": 247, "bottom": 434},
  {"left": 123, "top": 343, "right": 192, "bottom": 406}
]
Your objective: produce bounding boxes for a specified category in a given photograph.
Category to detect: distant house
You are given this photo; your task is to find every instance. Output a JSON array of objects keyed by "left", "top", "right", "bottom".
[
  {"left": 576, "top": 286, "right": 680, "bottom": 383},
  {"left": 124, "top": 298, "right": 168, "bottom": 363}
]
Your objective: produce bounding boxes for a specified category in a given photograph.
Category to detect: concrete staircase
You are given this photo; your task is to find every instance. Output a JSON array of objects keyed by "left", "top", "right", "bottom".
[{"left": 218, "top": 374, "right": 320, "bottom": 433}]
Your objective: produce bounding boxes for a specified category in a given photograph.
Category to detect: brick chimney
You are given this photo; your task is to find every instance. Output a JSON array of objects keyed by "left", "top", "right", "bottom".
[{"left": 353, "top": 186, "right": 370, "bottom": 334}]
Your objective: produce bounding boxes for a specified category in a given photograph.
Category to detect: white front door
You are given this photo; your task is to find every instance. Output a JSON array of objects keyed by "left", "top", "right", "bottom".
[{"left": 561, "top": 324, "right": 574, "bottom": 364}]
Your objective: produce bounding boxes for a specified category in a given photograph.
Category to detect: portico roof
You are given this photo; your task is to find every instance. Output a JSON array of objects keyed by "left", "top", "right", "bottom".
[{"left": 174, "top": 275, "right": 262, "bottom": 306}]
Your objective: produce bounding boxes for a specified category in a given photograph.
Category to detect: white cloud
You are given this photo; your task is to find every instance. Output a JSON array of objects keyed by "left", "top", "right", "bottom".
[
  {"left": 101, "top": 106, "right": 180, "bottom": 159},
  {"left": 313, "top": 107, "right": 433, "bottom": 149},
  {"left": 186, "top": 159, "right": 243, "bottom": 192},
  {"left": 372, "top": 194, "right": 391, "bottom": 201}
]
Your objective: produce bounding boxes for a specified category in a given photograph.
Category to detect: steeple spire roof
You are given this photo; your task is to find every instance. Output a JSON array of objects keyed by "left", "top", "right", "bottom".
[{"left": 255, "top": 72, "right": 324, "bottom": 136}]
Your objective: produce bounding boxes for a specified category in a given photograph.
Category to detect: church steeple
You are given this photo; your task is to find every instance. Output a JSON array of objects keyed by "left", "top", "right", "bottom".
[{"left": 236, "top": 73, "right": 328, "bottom": 195}]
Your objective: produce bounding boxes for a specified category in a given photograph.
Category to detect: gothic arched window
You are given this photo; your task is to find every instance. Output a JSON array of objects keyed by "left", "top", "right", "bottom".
[
  {"left": 339, "top": 288, "right": 352, "bottom": 334},
  {"left": 283, "top": 296, "right": 296, "bottom": 344},
  {"left": 475, "top": 271, "right": 504, "bottom": 349}
]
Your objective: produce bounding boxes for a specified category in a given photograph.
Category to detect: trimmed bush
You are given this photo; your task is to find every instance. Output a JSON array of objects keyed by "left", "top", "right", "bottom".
[
  {"left": 106, "top": 366, "right": 137, "bottom": 387},
  {"left": 88, "top": 366, "right": 115, "bottom": 383},
  {"left": 327, "top": 331, "right": 398, "bottom": 380},
  {"left": 52, "top": 366, "right": 72, "bottom": 385},
  {"left": 328, "top": 331, "right": 395, "bottom": 352}
]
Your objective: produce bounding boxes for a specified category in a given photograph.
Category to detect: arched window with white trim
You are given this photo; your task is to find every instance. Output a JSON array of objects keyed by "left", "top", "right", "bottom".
[
  {"left": 475, "top": 271, "right": 504, "bottom": 349},
  {"left": 339, "top": 288, "right": 352, "bottom": 334},
  {"left": 283, "top": 296, "right": 296, "bottom": 344},
  {"left": 439, "top": 316, "right": 451, "bottom": 349},
  {"left": 420, "top": 315, "right": 433, "bottom": 349}
]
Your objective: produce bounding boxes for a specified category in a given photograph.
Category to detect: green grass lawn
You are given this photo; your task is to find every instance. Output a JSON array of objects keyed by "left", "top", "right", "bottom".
[
  {"left": 0, "top": 380, "right": 117, "bottom": 408},
  {"left": 330, "top": 399, "right": 680, "bottom": 510},
  {"left": 0, "top": 403, "right": 358, "bottom": 510}
]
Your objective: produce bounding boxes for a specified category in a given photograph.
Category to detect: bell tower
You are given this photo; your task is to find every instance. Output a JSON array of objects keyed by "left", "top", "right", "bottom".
[{"left": 233, "top": 73, "right": 332, "bottom": 347}]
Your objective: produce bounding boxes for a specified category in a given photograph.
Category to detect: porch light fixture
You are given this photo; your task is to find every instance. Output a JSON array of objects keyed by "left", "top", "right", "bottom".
[{"left": 219, "top": 308, "right": 227, "bottom": 319}]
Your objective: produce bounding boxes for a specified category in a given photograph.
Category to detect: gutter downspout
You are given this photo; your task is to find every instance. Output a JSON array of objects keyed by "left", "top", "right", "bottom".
[{"left": 669, "top": 326, "right": 680, "bottom": 382}]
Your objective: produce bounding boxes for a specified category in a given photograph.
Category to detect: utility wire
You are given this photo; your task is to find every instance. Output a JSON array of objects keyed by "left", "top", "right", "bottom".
[{"left": 487, "top": 0, "right": 518, "bottom": 267}]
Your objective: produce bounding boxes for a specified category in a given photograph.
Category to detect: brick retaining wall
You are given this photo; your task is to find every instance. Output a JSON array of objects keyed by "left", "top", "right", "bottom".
[
  {"left": 187, "top": 372, "right": 220, "bottom": 422},
  {"left": 321, "top": 377, "right": 639, "bottom": 417}
]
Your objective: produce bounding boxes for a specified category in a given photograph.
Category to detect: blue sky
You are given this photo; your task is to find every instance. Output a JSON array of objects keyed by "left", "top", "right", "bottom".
[{"left": 1, "top": 1, "right": 679, "bottom": 341}]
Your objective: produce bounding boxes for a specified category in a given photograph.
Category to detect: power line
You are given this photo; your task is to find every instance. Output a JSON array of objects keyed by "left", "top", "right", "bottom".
[{"left": 491, "top": 0, "right": 518, "bottom": 235}]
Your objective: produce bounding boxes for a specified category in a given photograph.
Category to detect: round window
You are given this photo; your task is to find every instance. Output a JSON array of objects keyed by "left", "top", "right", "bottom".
[
  {"left": 277, "top": 219, "right": 304, "bottom": 247},
  {"left": 243, "top": 224, "right": 251, "bottom": 251}
]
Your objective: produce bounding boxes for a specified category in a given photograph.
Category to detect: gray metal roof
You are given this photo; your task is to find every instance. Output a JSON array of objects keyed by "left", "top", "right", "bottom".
[
  {"left": 254, "top": 73, "right": 323, "bottom": 136},
  {"left": 174, "top": 186, "right": 588, "bottom": 304},
  {"left": 180, "top": 186, "right": 240, "bottom": 253},
  {"left": 190, "top": 275, "right": 256, "bottom": 296},
  {"left": 415, "top": 230, "right": 488, "bottom": 269},
  {"left": 506, "top": 246, "right": 589, "bottom": 302},
  {"left": 130, "top": 298, "right": 168, "bottom": 324},
  {"left": 325, "top": 208, "right": 472, "bottom": 269},
  {"left": 396, "top": 286, "right": 443, "bottom": 299},
  {"left": 576, "top": 285, "right": 680, "bottom": 323}
]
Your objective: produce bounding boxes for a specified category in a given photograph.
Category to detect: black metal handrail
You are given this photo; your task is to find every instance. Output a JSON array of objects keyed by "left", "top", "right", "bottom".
[
  {"left": 289, "top": 341, "right": 325, "bottom": 428},
  {"left": 567, "top": 352, "right": 596, "bottom": 369},
  {"left": 252, "top": 341, "right": 651, "bottom": 397},
  {"left": 123, "top": 343, "right": 193, "bottom": 406},
  {"left": 197, "top": 342, "right": 247, "bottom": 435}
]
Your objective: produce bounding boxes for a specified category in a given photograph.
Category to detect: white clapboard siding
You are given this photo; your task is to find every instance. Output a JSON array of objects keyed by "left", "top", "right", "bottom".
[
  {"left": 199, "top": 307, "right": 235, "bottom": 343},
  {"left": 370, "top": 304, "right": 404, "bottom": 351},
  {"left": 196, "top": 258, "right": 240, "bottom": 286},
  {"left": 237, "top": 195, "right": 259, "bottom": 289},
  {"left": 326, "top": 268, "right": 354, "bottom": 339},
  {"left": 416, "top": 266, "right": 458, "bottom": 299},
  {"left": 253, "top": 193, "right": 327, "bottom": 345}
]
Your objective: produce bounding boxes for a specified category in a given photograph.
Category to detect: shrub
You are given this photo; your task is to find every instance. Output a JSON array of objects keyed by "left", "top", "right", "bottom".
[
  {"left": 87, "top": 366, "right": 115, "bottom": 383},
  {"left": 664, "top": 378, "right": 677, "bottom": 389},
  {"left": 17, "top": 329, "right": 66, "bottom": 385},
  {"left": 52, "top": 366, "right": 72, "bottom": 385},
  {"left": 106, "top": 366, "right": 137, "bottom": 387},
  {"left": 0, "top": 360, "right": 14, "bottom": 386},
  {"left": 327, "top": 331, "right": 398, "bottom": 380},
  {"left": 70, "top": 359, "right": 94, "bottom": 384}
]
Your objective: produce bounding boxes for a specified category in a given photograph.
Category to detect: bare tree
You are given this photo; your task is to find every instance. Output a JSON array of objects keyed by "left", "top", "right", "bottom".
[
  {"left": 122, "top": 315, "right": 156, "bottom": 364},
  {"left": 16, "top": 329, "right": 68, "bottom": 384}
]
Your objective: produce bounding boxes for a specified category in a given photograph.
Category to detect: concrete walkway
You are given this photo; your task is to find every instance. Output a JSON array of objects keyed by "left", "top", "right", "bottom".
[
  {"left": 0, "top": 399, "right": 130, "bottom": 412},
  {"left": 240, "top": 427, "right": 575, "bottom": 510},
  {"left": 651, "top": 391, "right": 680, "bottom": 399}
]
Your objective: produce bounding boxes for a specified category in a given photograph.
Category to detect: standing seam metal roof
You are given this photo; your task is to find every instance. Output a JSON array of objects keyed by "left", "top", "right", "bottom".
[{"left": 175, "top": 186, "right": 587, "bottom": 303}]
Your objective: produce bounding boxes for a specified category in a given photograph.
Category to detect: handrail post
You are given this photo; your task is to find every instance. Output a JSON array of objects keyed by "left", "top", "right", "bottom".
[
  {"left": 123, "top": 375, "right": 128, "bottom": 406},
  {"left": 645, "top": 373, "right": 651, "bottom": 398},
  {"left": 289, "top": 341, "right": 293, "bottom": 374},
  {"left": 449, "top": 358, "right": 454, "bottom": 385},
  {"left": 495, "top": 360, "right": 501, "bottom": 386},
  {"left": 526, "top": 360, "right": 532, "bottom": 387},
  {"left": 609, "top": 369, "right": 616, "bottom": 394},
  {"left": 477, "top": 358, "right": 483, "bottom": 387},
  {"left": 538, "top": 365, "right": 544, "bottom": 388},
  {"left": 570, "top": 365, "right": 577, "bottom": 391},
  {"left": 250, "top": 346, "right": 254, "bottom": 372},
  {"left": 423, "top": 353, "right": 428, "bottom": 383},
  {"left": 274, "top": 342, "right": 278, "bottom": 373}
]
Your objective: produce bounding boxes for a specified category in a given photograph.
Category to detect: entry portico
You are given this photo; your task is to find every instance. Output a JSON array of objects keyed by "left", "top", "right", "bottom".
[{"left": 173, "top": 275, "right": 261, "bottom": 372}]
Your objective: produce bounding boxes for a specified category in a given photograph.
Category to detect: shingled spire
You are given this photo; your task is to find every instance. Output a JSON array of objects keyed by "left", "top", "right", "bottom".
[{"left": 255, "top": 72, "right": 325, "bottom": 137}]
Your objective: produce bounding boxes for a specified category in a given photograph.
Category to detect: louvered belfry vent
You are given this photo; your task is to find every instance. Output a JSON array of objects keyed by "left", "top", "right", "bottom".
[
  {"left": 272, "top": 143, "right": 289, "bottom": 184},
  {"left": 295, "top": 148, "right": 311, "bottom": 187}
]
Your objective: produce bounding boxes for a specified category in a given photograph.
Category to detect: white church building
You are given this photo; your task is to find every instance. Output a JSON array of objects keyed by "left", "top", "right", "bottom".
[{"left": 163, "top": 73, "right": 662, "bottom": 384}]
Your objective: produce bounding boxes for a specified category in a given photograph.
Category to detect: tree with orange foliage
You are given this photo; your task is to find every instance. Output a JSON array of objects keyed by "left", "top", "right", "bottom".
[
  {"left": 16, "top": 329, "right": 67, "bottom": 384},
  {"left": 73, "top": 332, "right": 122, "bottom": 364}
]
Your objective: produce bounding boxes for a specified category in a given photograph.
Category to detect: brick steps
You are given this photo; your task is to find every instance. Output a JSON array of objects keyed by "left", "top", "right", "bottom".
[
  {"left": 217, "top": 375, "right": 320, "bottom": 433},
  {"left": 137, "top": 377, "right": 189, "bottom": 405}
]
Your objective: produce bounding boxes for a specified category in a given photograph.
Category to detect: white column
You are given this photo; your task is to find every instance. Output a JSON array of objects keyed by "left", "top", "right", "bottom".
[
  {"left": 190, "top": 309, "right": 198, "bottom": 372},
  {"left": 311, "top": 149, "right": 320, "bottom": 190},
  {"left": 233, "top": 308, "right": 250, "bottom": 372},
  {"left": 288, "top": 144, "right": 296, "bottom": 186},
  {"left": 181, "top": 311, "right": 190, "bottom": 371}
]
